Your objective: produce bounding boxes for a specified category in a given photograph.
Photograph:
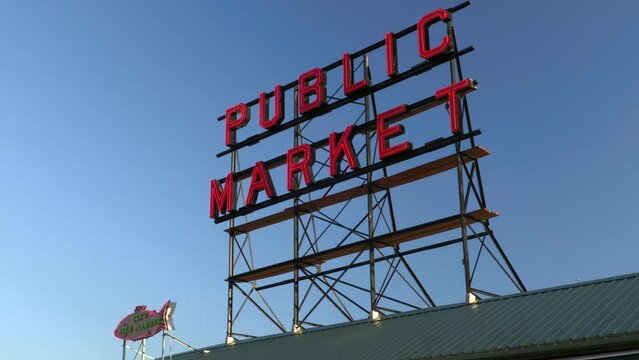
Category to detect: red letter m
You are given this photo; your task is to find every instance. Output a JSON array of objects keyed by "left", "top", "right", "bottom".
[{"left": 210, "top": 173, "right": 236, "bottom": 218}]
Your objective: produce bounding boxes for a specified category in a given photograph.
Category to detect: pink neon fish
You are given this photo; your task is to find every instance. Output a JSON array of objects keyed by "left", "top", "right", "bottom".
[{"left": 114, "top": 301, "right": 176, "bottom": 341}]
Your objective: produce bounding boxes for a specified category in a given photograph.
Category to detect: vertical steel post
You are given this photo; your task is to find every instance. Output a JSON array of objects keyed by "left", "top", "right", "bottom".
[
  {"left": 293, "top": 85, "right": 301, "bottom": 332},
  {"left": 122, "top": 340, "right": 126, "bottom": 360},
  {"left": 226, "top": 150, "right": 237, "bottom": 343},
  {"left": 456, "top": 141, "right": 471, "bottom": 302},
  {"left": 447, "top": 20, "right": 472, "bottom": 302},
  {"left": 141, "top": 339, "right": 146, "bottom": 360},
  {"left": 449, "top": 25, "right": 487, "bottom": 209},
  {"left": 161, "top": 331, "right": 166, "bottom": 360},
  {"left": 363, "top": 55, "right": 377, "bottom": 318}
]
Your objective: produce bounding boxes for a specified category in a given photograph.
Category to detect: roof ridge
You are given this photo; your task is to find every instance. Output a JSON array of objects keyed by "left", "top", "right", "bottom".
[
  {"left": 195, "top": 271, "right": 639, "bottom": 353},
  {"left": 340, "top": 271, "right": 639, "bottom": 324},
  {"left": 473, "top": 271, "right": 639, "bottom": 304}
]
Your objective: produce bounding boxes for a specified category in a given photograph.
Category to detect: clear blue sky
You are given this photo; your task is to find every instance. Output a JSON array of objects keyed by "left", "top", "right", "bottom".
[{"left": 1, "top": 0, "right": 638, "bottom": 359}]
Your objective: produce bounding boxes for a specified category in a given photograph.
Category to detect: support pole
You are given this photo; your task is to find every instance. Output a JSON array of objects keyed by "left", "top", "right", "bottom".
[
  {"left": 161, "top": 331, "right": 166, "bottom": 360},
  {"left": 226, "top": 150, "right": 237, "bottom": 344},
  {"left": 448, "top": 20, "right": 472, "bottom": 303},
  {"left": 122, "top": 340, "right": 126, "bottom": 360},
  {"left": 163, "top": 332, "right": 211, "bottom": 357},
  {"left": 457, "top": 141, "right": 472, "bottom": 303},
  {"left": 364, "top": 55, "right": 378, "bottom": 319},
  {"left": 293, "top": 85, "right": 301, "bottom": 333}
]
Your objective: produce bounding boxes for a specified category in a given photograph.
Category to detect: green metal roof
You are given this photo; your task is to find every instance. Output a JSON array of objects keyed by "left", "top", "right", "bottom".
[{"left": 171, "top": 273, "right": 639, "bottom": 360}]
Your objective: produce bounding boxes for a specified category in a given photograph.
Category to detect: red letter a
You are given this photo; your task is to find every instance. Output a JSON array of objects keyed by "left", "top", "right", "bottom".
[{"left": 246, "top": 161, "right": 276, "bottom": 205}]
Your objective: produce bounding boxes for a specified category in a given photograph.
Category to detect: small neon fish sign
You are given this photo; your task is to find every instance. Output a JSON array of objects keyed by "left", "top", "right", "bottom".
[{"left": 114, "top": 301, "right": 176, "bottom": 341}]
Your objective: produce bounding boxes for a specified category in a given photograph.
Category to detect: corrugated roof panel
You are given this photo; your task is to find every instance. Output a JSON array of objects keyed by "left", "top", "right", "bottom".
[{"left": 169, "top": 272, "right": 639, "bottom": 360}]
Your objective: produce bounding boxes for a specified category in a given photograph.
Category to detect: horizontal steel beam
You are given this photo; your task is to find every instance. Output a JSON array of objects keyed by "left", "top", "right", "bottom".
[
  {"left": 215, "top": 47, "right": 474, "bottom": 157},
  {"left": 229, "top": 209, "right": 495, "bottom": 282},
  {"left": 216, "top": 129, "right": 480, "bottom": 223},
  {"left": 254, "top": 231, "right": 489, "bottom": 291},
  {"left": 215, "top": 1, "right": 471, "bottom": 122}
]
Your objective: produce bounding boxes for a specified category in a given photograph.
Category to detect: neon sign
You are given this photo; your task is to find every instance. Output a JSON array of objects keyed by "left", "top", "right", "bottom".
[
  {"left": 114, "top": 301, "right": 176, "bottom": 341},
  {"left": 209, "top": 2, "right": 527, "bottom": 343},
  {"left": 210, "top": 8, "right": 477, "bottom": 223}
]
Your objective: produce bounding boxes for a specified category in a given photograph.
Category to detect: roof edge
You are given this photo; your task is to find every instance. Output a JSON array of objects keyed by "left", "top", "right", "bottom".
[
  {"left": 172, "top": 271, "right": 639, "bottom": 357},
  {"left": 441, "top": 332, "right": 639, "bottom": 360}
]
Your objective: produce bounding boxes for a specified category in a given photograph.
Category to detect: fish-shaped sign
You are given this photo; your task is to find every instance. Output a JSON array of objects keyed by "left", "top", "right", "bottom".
[{"left": 114, "top": 301, "right": 176, "bottom": 341}]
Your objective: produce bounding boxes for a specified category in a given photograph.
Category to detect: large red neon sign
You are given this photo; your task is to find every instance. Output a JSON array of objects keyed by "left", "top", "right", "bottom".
[{"left": 211, "top": 8, "right": 477, "bottom": 222}]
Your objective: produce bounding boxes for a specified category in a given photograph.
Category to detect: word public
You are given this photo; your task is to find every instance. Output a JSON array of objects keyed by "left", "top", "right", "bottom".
[{"left": 211, "top": 8, "right": 474, "bottom": 220}]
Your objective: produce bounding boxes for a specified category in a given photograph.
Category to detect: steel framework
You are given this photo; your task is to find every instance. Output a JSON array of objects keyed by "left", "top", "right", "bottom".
[{"left": 215, "top": 1, "right": 525, "bottom": 344}]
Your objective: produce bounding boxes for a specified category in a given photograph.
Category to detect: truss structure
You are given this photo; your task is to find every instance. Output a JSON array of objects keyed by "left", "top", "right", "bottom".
[{"left": 215, "top": 2, "right": 526, "bottom": 344}]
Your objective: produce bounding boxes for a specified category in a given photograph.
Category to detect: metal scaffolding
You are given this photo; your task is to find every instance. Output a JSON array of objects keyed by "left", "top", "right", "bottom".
[{"left": 214, "top": 1, "right": 525, "bottom": 343}]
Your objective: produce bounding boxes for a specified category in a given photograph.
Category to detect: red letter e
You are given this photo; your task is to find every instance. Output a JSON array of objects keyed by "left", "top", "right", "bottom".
[{"left": 377, "top": 105, "right": 412, "bottom": 160}]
